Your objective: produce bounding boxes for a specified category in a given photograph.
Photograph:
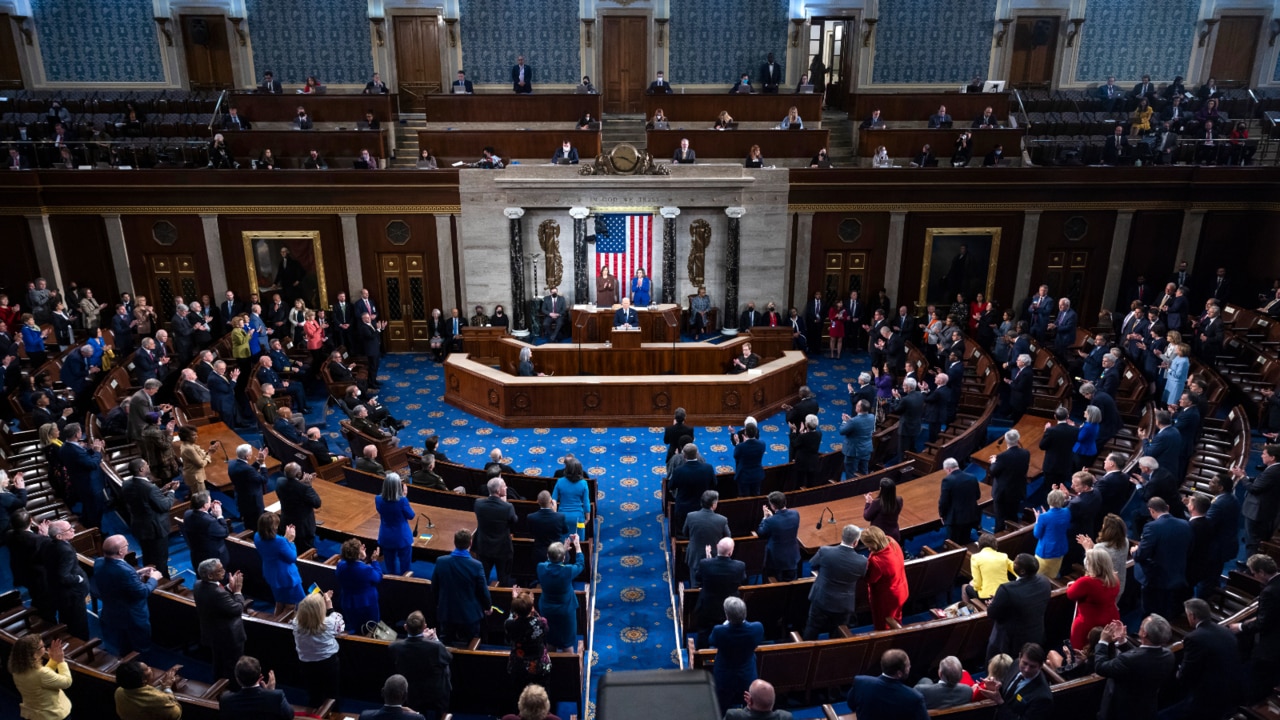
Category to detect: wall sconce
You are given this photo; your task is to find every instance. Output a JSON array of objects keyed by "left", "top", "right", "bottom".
[
  {"left": 1066, "top": 18, "right": 1084, "bottom": 47},
  {"left": 862, "top": 18, "right": 877, "bottom": 48},
  {"left": 1198, "top": 18, "right": 1219, "bottom": 48},
  {"left": 582, "top": 19, "right": 594, "bottom": 48},
  {"left": 1270, "top": 19, "right": 1280, "bottom": 47},
  {"left": 370, "top": 18, "right": 385, "bottom": 47},
  {"left": 228, "top": 17, "right": 247, "bottom": 46},
  {"left": 790, "top": 18, "right": 805, "bottom": 48},
  {"left": 154, "top": 18, "right": 173, "bottom": 46},
  {"left": 655, "top": 18, "right": 667, "bottom": 48},
  {"left": 995, "top": 19, "right": 1013, "bottom": 48},
  {"left": 444, "top": 18, "right": 458, "bottom": 48},
  {"left": 9, "top": 15, "right": 32, "bottom": 46}
]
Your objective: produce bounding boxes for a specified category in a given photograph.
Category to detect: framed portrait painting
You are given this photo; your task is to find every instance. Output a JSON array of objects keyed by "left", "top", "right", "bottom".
[
  {"left": 919, "top": 227, "right": 1001, "bottom": 310},
  {"left": 241, "top": 231, "right": 328, "bottom": 310}
]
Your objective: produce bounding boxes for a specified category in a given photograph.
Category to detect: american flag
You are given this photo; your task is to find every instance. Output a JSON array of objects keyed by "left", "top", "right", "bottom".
[{"left": 594, "top": 213, "right": 653, "bottom": 299}]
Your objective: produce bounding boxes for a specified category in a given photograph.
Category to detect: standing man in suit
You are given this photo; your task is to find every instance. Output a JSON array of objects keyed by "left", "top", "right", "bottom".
[
  {"left": 120, "top": 459, "right": 176, "bottom": 579},
  {"left": 1197, "top": 304, "right": 1223, "bottom": 362},
  {"left": 389, "top": 611, "right": 452, "bottom": 719},
  {"left": 758, "top": 491, "right": 800, "bottom": 581},
  {"left": 683, "top": 491, "right": 730, "bottom": 588},
  {"left": 1207, "top": 471, "right": 1242, "bottom": 575},
  {"left": 1231, "top": 553, "right": 1280, "bottom": 702},
  {"left": 647, "top": 71, "right": 673, "bottom": 94},
  {"left": 258, "top": 71, "right": 282, "bottom": 94},
  {"left": 60, "top": 423, "right": 106, "bottom": 530},
  {"left": 1038, "top": 408, "right": 1078, "bottom": 504},
  {"left": 1232, "top": 444, "right": 1280, "bottom": 557},
  {"left": 938, "top": 458, "right": 981, "bottom": 544},
  {"left": 329, "top": 291, "right": 353, "bottom": 350},
  {"left": 193, "top": 558, "right": 247, "bottom": 683},
  {"left": 183, "top": 491, "right": 231, "bottom": 570},
  {"left": 217, "top": 290, "right": 243, "bottom": 335},
  {"left": 354, "top": 287, "right": 378, "bottom": 322},
  {"left": 219, "top": 656, "right": 293, "bottom": 719},
  {"left": 1048, "top": 298, "right": 1077, "bottom": 357},
  {"left": 1163, "top": 598, "right": 1243, "bottom": 719},
  {"left": 1028, "top": 285, "right": 1054, "bottom": 341},
  {"left": 362, "top": 675, "right": 426, "bottom": 720},
  {"left": 988, "top": 428, "right": 1031, "bottom": 529},
  {"left": 986, "top": 554, "right": 1052, "bottom": 659},
  {"left": 1001, "top": 354, "right": 1034, "bottom": 422},
  {"left": 229, "top": 444, "right": 271, "bottom": 533},
  {"left": 669, "top": 444, "right": 715, "bottom": 534},
  {"left": 886, "top": 378, "right": 924, "bottom": 463},
  {"left": 1133, "top": 497, "right": 1193, "bottom": 620},
  {"left": 276, "top": 463, "right": 322, "bottom": 554},
  {"left": 43, "top": 519, "right": 90, "bottom": 638},
  {"left": 527, "top": 491, "right": 570, "bottom": 565},
  {"left": 759, "top": 53, "right": 782, "bottom": 93},
  {"left": 1208, "top": 267, "right": 1230, "bottom": 303},
  {"left": 511, "top": 55, "right": 533, "bottom": 94},
  {"left": 803, "top": 524, "right": 868, "bottom": 640},
  {"left": 474, "top": 477, "right": 518, "bottom": 586},
  {"left": 1094, "top": 616, "right": 1176, "bottom": 720},
  {"left": 94, "top": 534, "right": 160, "bottom": 655},
  {"left": 541, "top": 286, "right": 568, "bottom": 341},
  {"left": 664, "top": 407, "right": 694, "bottom": 461},
  {"left": 977, "top": 644, "right": 1053, "bottom": 718},
  {"left": 355, "top": 312, "right": 387, "bottom": 391},
  {"left": 804, "top": 291, "right": 825, "bottom": 354},
  {"left": 1142, "top": 410, "right": 1183, "bottom": 481},
  {"left": 693, "top": 538, "right": 747, "bottom": 648},
  {"left": 845, "top": 649, "right": 929, "bottom": 720},
  {"left": 430, "top": 529, "right": 491, "bottom": 645}
]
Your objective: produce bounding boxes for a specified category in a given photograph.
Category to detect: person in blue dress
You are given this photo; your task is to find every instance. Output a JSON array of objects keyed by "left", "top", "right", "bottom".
[
  {"left": 376, "top": 472, "right": 416, "bottom": 575},
  {"left": 709, "top": 596, "right": 764, "bottom": 712},
  {"left": 335, "top": 537, "right": 383, "bottom": 633},
  {"left": 1073, "top": 404, "right": 1101, "bottom": 468},
  {"left": 86, "top": 328, "right": 107, "bottom": 369},
  {"left": 536, "top": 535, "right": 585, "bottom": 651},
  {"left": 20, "top": 314, "right": 47, "bottom": 367},
  {"left": 254, "top": 512, "right": 304, "bottom": 614},
  {"left": 630, "top": 268, "right": 651, "bottom": 307},
  {"left": 1163, "top": 342, "right": 1190, "bottom": 407},
  {"left": 552, "top": 458, "right": 591, "bottom": 540}
]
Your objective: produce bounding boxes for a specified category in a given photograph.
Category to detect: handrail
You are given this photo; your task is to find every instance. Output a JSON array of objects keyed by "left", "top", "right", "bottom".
[
  {"left": 207, "top": 89, "right": 227, "bottom": 133},
  {"left": 1013, "top": 88, "right": 1029, "bottom": 126}
]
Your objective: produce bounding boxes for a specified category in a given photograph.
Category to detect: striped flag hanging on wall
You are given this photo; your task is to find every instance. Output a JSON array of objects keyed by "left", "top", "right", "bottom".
[{"left": 593, "top": 213, "right": 653, "bottom": 299}]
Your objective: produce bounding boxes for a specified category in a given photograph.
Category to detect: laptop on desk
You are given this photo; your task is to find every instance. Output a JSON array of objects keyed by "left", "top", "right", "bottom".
[
  {"left": 798, "top": 84, "right": 814, "bottom": 94},
  {"left": 652, "top": 121, "right": 669, "bottom": 130}
]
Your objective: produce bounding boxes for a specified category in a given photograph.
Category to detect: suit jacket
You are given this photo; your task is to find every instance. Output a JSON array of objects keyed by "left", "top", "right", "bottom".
[
  {"left": 510, "top": 63, "right": 534, "bottom": 91},
  {"left": 193, "top": 578, "right": 246, "bottom": 652},
  {"left": 1242, "top": 574, "right": 1280, "bottom": 662},
  {"left": 450, "top": 78, "right": 474, "bottom": 94},
  {"left": 986, "top": 574, "right": 1052, "bottom": 658},
  {"left": 127, "top": 389, "right": 154, "bottom": 441},
  {"left": 431, "top": 551, "right": 491, "bottom": 626},
  {"left": 1134, "top": 514, "right": 1192, "bottom": 589},
  {"left": 389, "top": 634, "right": 452, "bottom": 713},
  {"left": 938, "top": 470, "right": 981, "bottom": 527},
  {"left": 354, "top": 321, "right": 382, "bottom": 358},
  {"left": 922, "top": 385, "right": 950, "bottom": 424},
  {"left": 613, "top": 307, "right": 638, "bottom": 327},
  {"left": 1142, "top": 426, "right": 1183, "bottom": 477},
  {"left": 183, "top": 508, "right": 230, "bottom": 568},
  {"left": 1104, "top": 134, "right": 1130, "bottom": 163},
  {"left": 541, "top": 294, "right": 568, "bottom": 320},
  {"left": 989, "top": 446, "right": 1031, "bottom": 508},
  {"left": 789, "top": 429, "right": 822, "bottom": 473},
  {"left": 1094, "top": 391, "right": 1123, "bottom": 446},
  {"left": 1242, "top": 462, "right": 1280, "bottom": 523},
  {"left": 59, "top": 353, "right": 93, "bottom": 395},
  {"left": 846, "top": 675, "right": 929, "bottom": 720},
  {"left": 1007, "top": 366, "right": 1033, "bottom": 415},
  {"left": 808, "top": 544, "right": 868, "bottom": 613},
  {"left": 1095, "top": 641, "right": 1176, "bottom": 720},
  {"left": 228, "top": 458, "right": 269, "bottom": 522},
  {"left": 670, "top": 460, "right": 716, "bottom": 514},
  {"left": 913, "top": 678, "right": 974, "bottom": 710},
  {"left": 1039, "top": 422, "right": 1078, "bottom": 480},
  {"left": 217, "top": 685, "right": 293, "bottom": 719},
  {"left": 664, "top": 421, "right": 695, "bottom": 459},
  {"left": 44, "top": 538, "right": 88, "bottom": 604},
  {"left": 473, "top": 495, "right": 518, "bottom": 558},
  {"left": 276, "top": 476, "right": 322, "bottom": 540},
  {"left": 1178, "top": 619, "right": 1244, "bottom": 714},
  {"left": 527, "top": 508, "right": 570, "bottom": 563},
  {"left": 121, "top": 476, "right": 172, "bottom": 541},
  {"left": 992, "top": 669, "right": 1052, "bottom": 719},
  {"left": 758, "top": 508, "right": 801, "bottom": 572},
  {"left": 1207, "top": 491, "right": 1241, "bottom": 566},
  {"left": 888, "top": 390, "right": 923, "bottom": 438},
  {"left": 693, "top": 555, "right": 746, "bottom": 623},
  {"left": 361, "top": 707, "right": 426, "bottom": 720},
  {"left": 683, "top": 509, "right": 731, "bottom": 579},
  {"left": 94, "top": 556, "right": 159, "bottom": 650}
]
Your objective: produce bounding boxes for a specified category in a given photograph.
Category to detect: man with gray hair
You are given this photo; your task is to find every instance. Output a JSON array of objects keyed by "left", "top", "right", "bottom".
[
  {"left": 473, "top": 476, "right": 517, "bottom": 586},
  {"left": 276, "top": 462, "right": 322, "bottom": 554},
  {"left": 913, "top": 655, "right": 971, "bottom": 709},
  {"left": 228, "top": 443, "right": 270, "bottom": 532},
  {"left": 193, "top": 557, "right": 246, "bottom": 682},
  {"left": 128, "top": 378, "right": 167, "bottom": 441},
  {"left": 938, "top": 457, "right": 981, "bottom": 544},
  {"left": 712, "top": 597, "right": 764, "bottom": 713},
  {"left": 790, "top": 414, "right": 823, "bottom": 489},
  {"left": 43, "top": 519, "right": 89, "bottom": 638},
  {"left": 803, "top": 524, "right": 867, "bottom": 640},
  {"left": 887, "top": 376, "right": 924, "bottom": 463},
  {"left": 1094, "top": 615, "right": 1175, "bottom": 719},
  {"left": 684, "top": 490, "right": 730, "bottom": 588},
  {"left": 695, "top": 537, "right": 746, "bottom": 648},
  {"left": 840, "top": 399, "right": 876, "bottom": 479},
  {"left": 169, "top": 302, "right": 193, "bottom": 364},
  {"left": 849, "top": 371, "right": 877, "bottom": 410},
  {"left": 58, "top": 343, "right": 99, "bottom": 397},
  {"left": 988, "top": 428, "right": 1030, "bottom": 529},
  {"left": 1001, "top": 353, "right": 1033, "bottom": 421}
]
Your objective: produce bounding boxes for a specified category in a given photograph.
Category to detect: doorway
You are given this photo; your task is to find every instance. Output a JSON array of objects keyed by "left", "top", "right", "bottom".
[
  {"left": 377, "top": 253, "right": 432, "bottom": 352},
  {"left": 180, "top": 14, "right": 233, "bottom": 90},
  {"left": 145, "top": 254, "right": 201, "bottom": 321},
  {"left": 393, "top": 15, "right": 443, "bottom": 113},
  {"left": 1209, "top": 16, "right": 1262, "bottom": 85},
  {"left": 601, "top": 16, "right": 647, "bottom": 114},
  {"left": 808, "top": 18, "right": 855, "bottom": 110},
  {"left": 1009, "top": 16, "right": 1059, "bottom": 89},
  {"left": 0, "top": 14, "right": 23, "bottom": 89}
]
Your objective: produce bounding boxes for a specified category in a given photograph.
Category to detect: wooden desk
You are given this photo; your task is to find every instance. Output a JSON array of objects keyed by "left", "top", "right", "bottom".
[
  {"left": 427, "top": 93, "right": 603, "bottom": 123},
  {"left": 643, "top": 94, "right": 823, "bottom": 123},
  {"left": 969, "top": 414, "right": 1052, "bottom": 477},
  {"left": 444, "top": 337, "right": 807, "bottom": 427},
  {"left": 794, "top": 469, "right": 992, "bottom": 551},
  {"left": 182, "top": 422, "right": 281, "bottom": 492},
  {"left": 569, "top": 304, "right": 680, "bottom": 344},
  {"left": 856, "top": 127, "right": 1025, "bottom": 158},
  {"left": 460, "top": 326, "right": 510, "bottom": 365},
  {"left": 227, "top": 93, "right": 394, "bottom": 124},
  {"left": 417, "top": 129, "right": 601, "bottom": 164},
  {"left": 646, "top": 129, "right": 829, "bottom": 160},
  {"left": 221, "top": 129, "right": 388, "bottom": 166},
  {"left": 850, "top": 92, "right": 1010, "bottom": 126}
]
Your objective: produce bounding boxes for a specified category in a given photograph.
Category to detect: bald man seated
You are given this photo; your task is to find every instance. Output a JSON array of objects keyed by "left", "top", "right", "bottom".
[{"left": 724, "top": 680, "right": 792, "bottom": 720}]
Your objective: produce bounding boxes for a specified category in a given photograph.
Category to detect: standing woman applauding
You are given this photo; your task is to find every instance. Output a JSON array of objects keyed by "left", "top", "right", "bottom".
[
  {"left": 293, "top": 591, "right": 344, "bottom": 710},
  {"left": 630, "top": 268, "right": 651, "bottom": 307},
  {"left": 8, "top": 634, "right": 72, "bottom": 720},
  {"left": 375, "top": 472, "right": 415, "bottom": 576}
]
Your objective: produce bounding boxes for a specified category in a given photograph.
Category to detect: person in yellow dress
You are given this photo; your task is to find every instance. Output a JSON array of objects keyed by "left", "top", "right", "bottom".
[
  {"left": 962, "top": 532, "right": 1014, "bottom": 601},
  {"left": 178, "top": 424, "right": 214, "bottom": 497},
  {"left": 8, "top": 634, "right": 72, "bottom": 720},
  {"left": 114, "top": 660, "right": 183, "bottom": 720},
  {"left": 1131, "top": 98, "right": 1153, "bottom": 135}
]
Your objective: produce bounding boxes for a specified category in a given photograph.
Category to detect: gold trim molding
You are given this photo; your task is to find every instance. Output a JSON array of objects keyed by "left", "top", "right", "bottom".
[
  {"left": 787, "top": 202, "right": 1280, "bottom": 213},
  {"left": 0, "top": 205, "right": 462, "bottom": 216}
]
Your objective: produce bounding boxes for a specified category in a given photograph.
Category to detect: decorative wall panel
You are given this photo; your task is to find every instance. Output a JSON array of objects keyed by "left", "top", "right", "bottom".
[
  {"left": 245, "top": 0, "right": 373, "bottom": 84},
  {"left": 32, "top": 0, "right": 165, "bottom": 83},
  {"left": 459, "top": 0, "right": 580, "bottom": 85},
  {"left": 871, "top": 0, "right": 997, "bottom": 84},
  {"left": 1075, "top": 0, "right": 1198, "bottom": 82},
  {"left": 669, "top": 0, "right": 790, "bottom": 85}
]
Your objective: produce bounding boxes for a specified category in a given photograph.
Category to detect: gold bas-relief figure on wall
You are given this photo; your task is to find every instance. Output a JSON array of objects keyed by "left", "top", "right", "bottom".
[
  {"left": 687, "top": 219, "right": 712, "bottom": 288},
  {"left": 538, "top": 219, "right": 564, "bottom": 291}
]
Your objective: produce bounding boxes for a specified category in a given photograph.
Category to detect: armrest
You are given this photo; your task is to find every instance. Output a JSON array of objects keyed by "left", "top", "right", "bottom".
[
  {"left": 821, "top": 705, "right": 840, "bottom": 720},
  {"left": 466, "top": 637, "right": 481, "bottom": 651},
  {"left": 836, "top": 625, "right": 854, "bottom": 638},
  {"left": 885, "top": 617, "right": 902, "bottom": 630},
  {"left": 788, "top": 631, "right": 804, "bottom": 643}
]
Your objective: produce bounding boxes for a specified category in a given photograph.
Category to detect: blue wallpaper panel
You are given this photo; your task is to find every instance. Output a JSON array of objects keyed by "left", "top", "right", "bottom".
[
  {"left": 669, "top": 0, "right": 790, "bottom": 85},
  {"left": 872, "top": 0, "right": 996, "bottom": 84},
  {"left": 245, "top": 0, "right": 373, "bottom": 84},
  {"left": 458, "top": 0, "right": 580, "bottom": 85},
  {"left": 1274, "top": 48, "right": 1280, "bottom": 82},
  {"left": 1076, "top": 0, "right": 1198, "bottom": 81},
  {"left": 33, "top": 0, "right": 165, "bottom": 83}
]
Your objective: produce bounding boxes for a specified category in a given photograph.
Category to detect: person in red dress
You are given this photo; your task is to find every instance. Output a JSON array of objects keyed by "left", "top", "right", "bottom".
[
  {"left": 826, "top": 300, "right": 847, "bottom": 359},
  {"left": 969, "top": 292, "right": 991, "bottom": 333},
  {"left": 862, "top": 526, "right": 909, "bottom": 630},
  {"left": 1064, "top": 547, "right": 1121, "bottom": 650}
]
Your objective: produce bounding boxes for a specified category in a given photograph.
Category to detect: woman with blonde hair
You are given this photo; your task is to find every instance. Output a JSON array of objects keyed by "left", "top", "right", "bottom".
[
  {"left": 970, "top": 652, "right": 1012, "bottom": 701},
  {"left": 1065, "top": 547, "right": 1121, "bottom": 650},
  {"left": 780, "top": 106, "right": 803, "bottom": 129},
  {"left": 293, "top": 590, "right": 344, "bottom": 709},
  {"left": 39, "top": 423, "right": 69, "bottom": 501},
  {"left": 862, "top": 526, "right": 908, "bottom": 629},
  {"left": 1032, "top": 489, "right": 1071, "bottom": 578},
  {"left": 502, "top": 684, "right": 561, "bottom": 720},
  {"left": 8, "top": 633, "right": 72, "bottom": 720},
  {"left": 714, "top": 110, "right": 735, "bottom": 129},
  {"left": 872, "top": 145, "right": 891, "bottom": 168},
  {"left": 289, "top": 297, "right": 309, "bottom": 346},
  {"left": 1077, "top": 513, "right": 1130, "bottom": 595}
]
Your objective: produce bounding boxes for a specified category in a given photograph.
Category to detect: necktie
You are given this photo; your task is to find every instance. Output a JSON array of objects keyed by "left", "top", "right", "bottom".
[{"left": 453, "top": 319, "right": 458, "bottom": 334}]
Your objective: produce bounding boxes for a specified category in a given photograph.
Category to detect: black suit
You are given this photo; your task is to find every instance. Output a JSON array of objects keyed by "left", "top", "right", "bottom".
[
  {"left": 986, "top": 574, "right": 1052, "bottom": 659},
  {"left": 121, "top": 476, "right": 174, "bottom": 577},
  {"left": 43, "top": 538, "right": 89, "bottom": 638},
  {"left": 693, "top": 555, "right": 746, "bottom": 647},
  {"left": 1094, "top": 640, "right": 1176, "bottom": 720},
  {"left": 329, "top": 301, "right": 354, "bottom": 349},
  {"left": 683, "top": 509, "right": 731, "bottom": 586},
  {"left": 510, "top": 62, "right": 533, "bottom": 93},
  {"left": 527, "top": 508, "right": 570, "bottom": 564},
  {"left": 664, "top": 421, "right": 694, "bottom": 460},
  {"left": 789, "top": 430, "right": 822, "bottom": 489},
  {"left": 1167, "top": 619, "right": 1242, "bottom": 718},
  {"left": 218, "top": 685, "right": 293, "bottom": 719},
  {"left": 887, "top": 390, "right": 923, "bottom": 459},
  {"left": 647, "top": 79, "right": 672, "bottom": 95},
  {"left": 541, "top": 294, "right": 568, "bottom": 340},
  {"left": 1004, "top": 366, "right": 1033, "bottom": 420},
  {"left": 276, "top": 475, "right": 322, "bottom": 554},
  {"left": 354, "top": 321, "right": 383, "bottom": 388},
  {"left": 1038, "top": 422, "right": 1078, "bottom": 490},
  {"left": 804, "top": 298, "right": 825, "bottom": 353},
  {"left": 1242, "top": 574, "right": 1280, "bottom": 701},
  {"left": 989, "top": 446, "right": 1031, "bottom": 529},
  {"left": 474, "top": 495, "right": 517, "bottom": 586},
  {"left": 194, "top": 578, "right": 246, "bottom": 681},
  {"left": 992, "top": 669, "right": 1052, "bottom": 719},
  {"left": 183, "top": 508, "right": 230, "bottom": 569},
  {"left": 938, "top": 470, "right": 981, "bottom": 543},
  {"left": 388, "top": 634, "right": 452, "bottom": 717},
  {"left": 759, "top": 62, "right": 782, "bottom": 93}
]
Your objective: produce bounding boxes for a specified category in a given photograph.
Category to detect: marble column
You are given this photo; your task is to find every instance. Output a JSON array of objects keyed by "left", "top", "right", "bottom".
[
  {"left": 435, "top": 215, "right": 458, "bottom": 312},
  {"left": 506, "top": 208, "right": 528, "bottom": 334},
  {"left": 339, "top": 214, "right": 363, "bottom": 299},
  {"left": 1101, "top": 211, "right": 1134, "bottom": 313},
  {"left": 25, "top": 214, "right": 62, "bottom": 289},
  {"left": 723, "top": 207, "right": 746, "bottom": 334},
  {"left": 792, "top": 212, "right": 815, "bottom": 308},
  {"left": 1175, "top": 209, "right": 1205, "bottom": 273},
  {"left": 102, "top": 214, "right": 134, "bottom": 295},
  {"left": 569, "top": 207, "right": 590, "bottom": 305},
  {"left": 660, "top": 206, "right": 681, "bottom": 304},
  {"left": 199, "top": 214, "right": 228, "bottom": 299},
  {"left": 1015, "top": 211, "right": 1042, "bottom": 303},
  {"left": 884, "top": 212, "right": 906, "bottom": 307}
]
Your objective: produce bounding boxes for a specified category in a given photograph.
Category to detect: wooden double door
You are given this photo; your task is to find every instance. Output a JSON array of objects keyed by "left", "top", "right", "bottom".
[
  {"left": 393, "top": 15, "right": 443, "bottom": 113},
  {"left": 180, "top": 14, "right": 234, "bottom": 90},
  {"left": 601, "top": 16, "right": 648, "bottom": 114},
  {"left": 145, "top": 254, "right": 201, "bottom": 320},
  {"left": 377, "top": 253, "right": 432, "bottom": 352},
  {"left": 1009, "top": 16, "right": 1059, "bottom": 88}
]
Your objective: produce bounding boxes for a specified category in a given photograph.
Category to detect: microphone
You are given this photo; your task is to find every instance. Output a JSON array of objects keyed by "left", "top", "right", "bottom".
[
  {"left": 815, "top": 506, "right": 834, "bottom": 530},
  {"left": 424, "top": 514, "right": 435, "bottom": 529}
]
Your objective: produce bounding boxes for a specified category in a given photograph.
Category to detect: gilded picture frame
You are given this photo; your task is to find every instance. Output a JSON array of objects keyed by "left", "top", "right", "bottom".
[
  {"left": 240, "top": 230, "right": 328, "bottom": 309},
  {"left": 919, "top": 227, "right": 1002, "bottom": 309}
]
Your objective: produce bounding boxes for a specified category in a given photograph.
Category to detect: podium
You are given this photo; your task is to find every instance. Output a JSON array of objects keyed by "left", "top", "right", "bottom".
[
  {"left": 570, "top": 304, "right": 681, "bottom": 343},
  {"left": 610, "top": 327, "right": 642, "bottom": 350},
  {"left": 748, "top": 326, "right": 796, "bottom": 361},
  {"left": 460, "top": 326, "right": 510, "bottom": 366}
]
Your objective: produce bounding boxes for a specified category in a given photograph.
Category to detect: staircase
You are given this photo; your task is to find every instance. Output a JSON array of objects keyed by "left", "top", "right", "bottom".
[
  {"left": 824, "top": 109, "right": 855, "bottom": 165},
  {"left": 391, "top": 113, "right": 425, "bottom": 168}
]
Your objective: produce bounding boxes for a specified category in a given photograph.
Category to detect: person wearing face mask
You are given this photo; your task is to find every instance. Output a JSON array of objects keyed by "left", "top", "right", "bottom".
[
  {"left": 294, "top": 106, "right": 313, "bottom": 130},
  {"left": 647, "top": 71, "right": 673, "bottom": 95},
  {"left": 551, "top": 141, "right": 579, "bottom": 165},
  {"left": 541, "top": 287, "right": 568, "bottom": 341},
  {"left": 729, "top": 72, "right": 753, "bottom": 94},
  {"left": 491, "top": 305, "right": 509, "bottom": 329},
  {"left": 983, "top": 144, "right": 1006, "bottom": 167}
]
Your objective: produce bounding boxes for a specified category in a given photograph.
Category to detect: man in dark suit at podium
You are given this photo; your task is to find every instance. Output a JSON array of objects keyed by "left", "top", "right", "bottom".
[
  {"left": 647, "top": 71, "right": 673, "bottom": 94},
  {"left": 451, "top": 71, "right": 474, "bottom": 94},
  {"left": 614, "top": 297, "right": 639, "bottom": 328},
  {"left": 541, "top": 287, "right": 568, "bottom": 340},
  {"left": 258, "top": 71, "right": 282, "bottom": 94}
]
